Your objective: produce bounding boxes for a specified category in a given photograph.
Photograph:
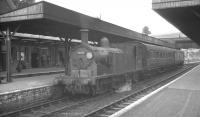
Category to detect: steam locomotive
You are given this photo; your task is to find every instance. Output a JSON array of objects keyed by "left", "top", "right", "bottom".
[{"left": 61, "top": 37, "right": 184, "bottom": 95}]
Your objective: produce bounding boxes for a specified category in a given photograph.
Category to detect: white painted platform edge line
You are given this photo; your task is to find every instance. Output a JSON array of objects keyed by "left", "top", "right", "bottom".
[{"left": 110, "top": 65, "right": 199, "bottom": 117}]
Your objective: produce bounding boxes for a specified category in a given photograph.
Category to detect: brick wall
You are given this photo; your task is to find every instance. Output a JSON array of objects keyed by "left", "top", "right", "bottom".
[{"left": 0, "top": 85, "right": 64, "bottom": 113}]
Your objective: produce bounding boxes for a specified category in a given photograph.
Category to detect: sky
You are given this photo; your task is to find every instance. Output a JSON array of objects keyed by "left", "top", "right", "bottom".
[{"left": 37, "top": 0, "right": 180, "bottom": 36}]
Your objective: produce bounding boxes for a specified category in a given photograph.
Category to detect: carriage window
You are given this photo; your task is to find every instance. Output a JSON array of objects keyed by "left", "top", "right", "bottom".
[
  {"left": 156, "top": 52, "right": 159, "bottom": 58},
  {"left": 149, "top": 50, "right": 154, "bottom": 58},
  {"left": 150, "top": 51, "right": 154, "bottom": 58}
]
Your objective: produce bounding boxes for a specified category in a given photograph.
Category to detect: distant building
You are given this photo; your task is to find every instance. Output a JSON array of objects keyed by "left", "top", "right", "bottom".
[
  {"left": 182, "top": 48, "right": 200, "bottom": 63},
  {"left": 153, "top": 33, "right": 200, "bottom": 49}
]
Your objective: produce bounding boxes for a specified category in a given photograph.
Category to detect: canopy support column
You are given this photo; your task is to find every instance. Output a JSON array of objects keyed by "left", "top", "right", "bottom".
[
  {"left": 3, "top": 25, "right": 20, "bottom": 82},
  {"left": 60, "top": 36, "right": 72, "bottom": 76},
  {"left": 64, "top": 37, "right": 72, "bottom": 76},
  {"left": 5, "top": 27, "right": 12, "bottom": 82}
]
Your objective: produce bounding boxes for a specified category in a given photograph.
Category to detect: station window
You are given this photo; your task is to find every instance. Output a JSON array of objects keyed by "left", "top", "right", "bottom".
[{"left": 149, "top": 51, "right": 154, "bottom": 58}]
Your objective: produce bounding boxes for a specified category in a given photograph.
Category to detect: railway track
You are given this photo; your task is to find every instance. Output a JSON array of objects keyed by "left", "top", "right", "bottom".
[
  {"left": 0, "top": 64, "right": 197, "bottom": 117},
  {"left": 83, "top": 64, "right": 197, "bottom": 117},
  {"left": 0, "top": 93, "right": 113, "bottom": 117}
]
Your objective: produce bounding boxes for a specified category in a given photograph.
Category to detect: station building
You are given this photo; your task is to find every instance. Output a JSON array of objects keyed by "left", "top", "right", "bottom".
[{"left": 0, "top": 33, "right": 66, "bottom": 73}]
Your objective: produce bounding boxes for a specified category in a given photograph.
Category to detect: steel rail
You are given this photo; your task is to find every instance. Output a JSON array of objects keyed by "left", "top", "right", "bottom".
[
  {"left": 0, "top": 92, "right": 111, "bottom": 117},
  {"left": 0, "top": 97, "right": 67, "bottom": 117}
]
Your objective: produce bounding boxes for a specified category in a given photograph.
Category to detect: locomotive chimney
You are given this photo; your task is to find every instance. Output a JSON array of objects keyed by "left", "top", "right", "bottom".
[{"left": 80, "top": 29, "right": 89, "bottom": 44}]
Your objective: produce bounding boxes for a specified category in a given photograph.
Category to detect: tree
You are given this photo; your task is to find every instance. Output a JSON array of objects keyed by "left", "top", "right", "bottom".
[{"left": 142, "top": 26, "right": 151, "bottom": 35}]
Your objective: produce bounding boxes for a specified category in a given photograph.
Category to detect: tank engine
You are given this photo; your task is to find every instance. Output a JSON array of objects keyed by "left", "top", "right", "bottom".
[
  {"left": 63, "top": 38, "right": 184, "bottom": 95},
  {"left": 65, "top": 38, "right": 123, "bottom": 94}
]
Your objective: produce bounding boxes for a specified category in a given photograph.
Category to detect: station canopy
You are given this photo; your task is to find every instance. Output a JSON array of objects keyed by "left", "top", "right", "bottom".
[
  {"left": 0, "top": 1, "right": 174, "bottom": 48},
  {"left": 152, "top": 0, "right": 200, "bottom": 45}
]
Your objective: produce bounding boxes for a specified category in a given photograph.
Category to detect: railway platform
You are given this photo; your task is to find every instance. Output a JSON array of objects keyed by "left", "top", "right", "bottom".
[
  {"left": 0, "top": 68, "right": 65, "bottom": 113},
  {"left": 0, "top": 67, "right": 64, "bottom": 79},
  {"left": 0, "top": 67, "right": 64, "bottom": 94},
  {"left": 0, "top": 73, "right": 64, "bottom": 94},
  {"left": 111, "top": 64, "right": 200, "bottom": 117}
]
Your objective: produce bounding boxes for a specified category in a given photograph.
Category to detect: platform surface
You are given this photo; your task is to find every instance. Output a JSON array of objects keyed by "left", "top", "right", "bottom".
[
  {"left": 0, "top": 72, "right": 64, "bottom": 94},
  {"left": 0, "top": 67, "right": 64, "bottom": 78},
  {"left": 115, "top": 64, "right": 200, "bottom": 117}
]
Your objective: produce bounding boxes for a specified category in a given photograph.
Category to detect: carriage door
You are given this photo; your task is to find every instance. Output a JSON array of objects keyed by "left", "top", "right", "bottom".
[{"left": 135, "top": 45, "right": 143, "bottom": 70}]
